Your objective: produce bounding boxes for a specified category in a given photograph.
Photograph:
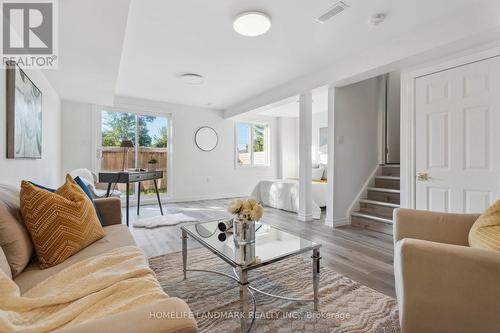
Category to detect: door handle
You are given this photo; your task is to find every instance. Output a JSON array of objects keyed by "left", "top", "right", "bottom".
[{"left": 417, "top": 171, "right": 430, "bottom": 181}]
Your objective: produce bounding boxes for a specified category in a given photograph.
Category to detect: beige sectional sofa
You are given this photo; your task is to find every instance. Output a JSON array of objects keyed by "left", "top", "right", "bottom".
[
  {"left": 0, "top": 185, "right": 197, "bottom": 333},
  {"left": 393, "top": 209, "right": 500, "bottom": 333}
]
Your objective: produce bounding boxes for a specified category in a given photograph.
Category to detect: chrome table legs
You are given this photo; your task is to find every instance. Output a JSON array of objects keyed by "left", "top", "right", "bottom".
[
  {"left": 180, "top": 229, "right": 320, "bottom": 332},
  {"left": 182, "top": 229, "right": 188, "bottom": 280},
  {"left": 312, "top": 248, "right": 321, "bottom": 311},
  {"left": 238, "top": 268, "right": 249, "bottom": 332}
]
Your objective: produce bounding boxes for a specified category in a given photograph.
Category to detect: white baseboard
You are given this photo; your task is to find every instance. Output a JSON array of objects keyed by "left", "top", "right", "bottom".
[
  {"left": 333, "top": 218, "right": 349, "bottom": 227},
  {"left": 325, "top": 217, "right": 349, "bottom": 227},
  {"left": 297, "top": 212, "right": 314, "bottom": 222}
]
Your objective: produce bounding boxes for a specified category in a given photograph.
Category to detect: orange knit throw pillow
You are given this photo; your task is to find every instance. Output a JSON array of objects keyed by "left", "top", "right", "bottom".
[{"left": 20, "top": 175, "right": 105, "bottom": 269}]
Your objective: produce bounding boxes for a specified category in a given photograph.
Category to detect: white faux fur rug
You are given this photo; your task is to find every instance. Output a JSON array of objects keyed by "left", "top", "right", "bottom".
[{"left": 133, "top": 213, "right": 197, "bottom": 228}]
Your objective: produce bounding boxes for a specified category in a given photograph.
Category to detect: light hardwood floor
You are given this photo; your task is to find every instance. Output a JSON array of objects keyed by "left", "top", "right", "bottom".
[{"left": 126, "top": 199, "right": 396, "bottom": 298}]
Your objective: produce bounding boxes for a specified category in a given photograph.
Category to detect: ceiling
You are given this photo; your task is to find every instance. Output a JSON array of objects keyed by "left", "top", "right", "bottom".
[
  {"left": 43, "top": 0, "right": 131, "bottom": 105},
  {"left": 45, "top": 0, "right": 500, "bottom": 108},
  {"left": 256, "top": 89, "right": 328, "bottom": 118}
]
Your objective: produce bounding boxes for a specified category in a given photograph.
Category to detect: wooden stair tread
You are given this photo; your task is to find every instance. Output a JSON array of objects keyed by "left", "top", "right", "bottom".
[
  {"left": 351, "top": 212, "right": 393, "bottom": 224},
  {"left": 375, "top": 176, "right": 400, "bottom": 181},
  {"left": 367, "top": 187, "right": 400, "bottom": 194},
  {"left": 359, "top": 199, "right": 400, "bottom": 208},
  {"left": 351, "top": 165, "right": 400, "bottom": 235}
]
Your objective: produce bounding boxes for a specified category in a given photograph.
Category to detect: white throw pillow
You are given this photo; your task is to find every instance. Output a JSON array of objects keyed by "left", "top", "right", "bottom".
[
  {"left": 69, "top": 168, "right": 95, "bottom": 190},
  {"left": 312, "top": 166, "right": 324, "bottom": 181}
]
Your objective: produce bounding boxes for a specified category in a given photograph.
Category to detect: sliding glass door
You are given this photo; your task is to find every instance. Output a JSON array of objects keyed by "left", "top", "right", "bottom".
[
  {"left": 98, "top": 109, "right": 170, "bottom": 200},
  {"left": 136, "top": 114, "right": 169, "bottom": 198}
]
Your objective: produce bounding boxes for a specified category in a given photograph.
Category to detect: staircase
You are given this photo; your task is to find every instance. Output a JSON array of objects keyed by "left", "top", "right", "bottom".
[{"left": 351, "top": 165, "right": 400, "bottom": 235}]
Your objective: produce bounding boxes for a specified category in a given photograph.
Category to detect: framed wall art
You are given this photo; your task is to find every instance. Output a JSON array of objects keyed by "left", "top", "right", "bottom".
[{"left": 6, "top": 61, "right": 42, "bottom": 159}]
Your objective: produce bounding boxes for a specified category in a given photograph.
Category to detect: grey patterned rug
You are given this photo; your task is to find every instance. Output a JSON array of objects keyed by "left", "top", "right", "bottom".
[{"left": 149, "top": 248, "right": 400, "bottom": 333}]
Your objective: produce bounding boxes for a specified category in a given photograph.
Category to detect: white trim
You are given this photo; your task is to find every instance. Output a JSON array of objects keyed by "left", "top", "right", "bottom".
[
  {"left": 400, "top": 70, "right": 416, "bottom": 209},
  {"left": 325, "top": 217, "right": 349, "bottom": 227},
  {"left": 325, "top": 86, "right": 335, "bottom": 227},
  {"left": 377, "top": 75, "right": 387, "bottom": 165},
  {"left": 297, "top": 212, "right": 314, "bottom": 222},
  {"left": 333, "top": 218, "right": 349, "bottom": 227},
  {"left": 324, "top": 218, "right": 334, "bottom": 227},
  {"left": 346, "top": 165, "right": 380, "bottom": 224},
  {"left": 400, "top": 45, "right": 500, "bottom": 209},
  {"left": 167, "top": 113, "right": 175, "bottom": 200},
  {"left": 90, "top": 104, "right": 100, "bottom": 174}
]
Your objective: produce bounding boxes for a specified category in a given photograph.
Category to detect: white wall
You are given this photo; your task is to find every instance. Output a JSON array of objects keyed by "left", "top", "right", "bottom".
[
  {"left": 0, "top": 68, "right": 62, "bottom": 188},
  {"left": 386, "top": 71, "right": 401, "bottom": 163},
  {"left": 276, "top": 111, "right": 328, "bottom": 179},
  {"left": 61, "top": 97, "right": 278, "bottom": 201},
  {"left": 333, "top": 77, "right": 383, "bottom": 222},
  {"left": 61, "top": 101, "right": 95, "bottom": 173},
  {"left": 277, "top": 117, "right": 298, "bottom": 179},
  {"left": 311, "top": 111, "right": 328, "bottom": 164}
]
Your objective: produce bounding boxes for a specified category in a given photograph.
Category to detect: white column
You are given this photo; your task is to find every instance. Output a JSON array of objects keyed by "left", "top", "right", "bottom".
[
  {"left": 298, "top": 92, "right": 313, "bottom": 222},
  {"left": 325, "top": 86, "right": 335, "bottom": 227}
]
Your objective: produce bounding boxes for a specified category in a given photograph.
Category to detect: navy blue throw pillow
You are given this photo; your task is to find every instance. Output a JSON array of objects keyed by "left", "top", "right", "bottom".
[
  {"left": 29, "top": 182, "right": 55, "bottom": 192},
  {"left": 73, "top": 176, "right": 104, "bottom": 225}
]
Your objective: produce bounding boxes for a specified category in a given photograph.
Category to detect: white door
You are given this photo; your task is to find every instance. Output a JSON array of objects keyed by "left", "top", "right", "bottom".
[{"left": 415, "top": 56, "right": 500, "bottom": 213}]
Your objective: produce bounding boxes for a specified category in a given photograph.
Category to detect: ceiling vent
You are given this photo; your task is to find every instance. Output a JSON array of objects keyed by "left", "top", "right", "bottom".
[{"left": 315, "top": 1, "right": 349, "bottom": 24}]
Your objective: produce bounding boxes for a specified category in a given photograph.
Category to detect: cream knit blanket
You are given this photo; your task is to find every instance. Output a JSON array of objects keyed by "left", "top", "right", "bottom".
[{"left": 0, "top": 246, "right": 169, "bottom": 333}]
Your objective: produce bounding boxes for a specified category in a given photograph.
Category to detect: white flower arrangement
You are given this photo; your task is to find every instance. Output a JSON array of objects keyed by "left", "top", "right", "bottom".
[{"left": 228, "top": 199, "right": 263, "bottom": 223}]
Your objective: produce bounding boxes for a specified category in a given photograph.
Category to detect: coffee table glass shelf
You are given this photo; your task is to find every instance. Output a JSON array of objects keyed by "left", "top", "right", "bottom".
[{"left": 181, "top": 221, "right": 321, "bottom": 333}]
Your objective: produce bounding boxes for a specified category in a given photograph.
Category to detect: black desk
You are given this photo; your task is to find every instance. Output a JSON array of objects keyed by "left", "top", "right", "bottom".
[{"left": 99, "top": 171, "right": 164, "bottom": 226}]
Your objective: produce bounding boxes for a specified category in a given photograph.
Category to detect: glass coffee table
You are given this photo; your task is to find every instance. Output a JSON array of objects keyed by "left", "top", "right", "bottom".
[{"left": 181, "top": 221, "right": 322, "bottom": 332}]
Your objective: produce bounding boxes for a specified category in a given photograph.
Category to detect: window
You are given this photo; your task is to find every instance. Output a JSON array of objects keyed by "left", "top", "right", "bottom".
[
  {"left": 236, "top": 122, "right": 269, "bottom": 167},
  {"left": 99, "top": 109, "right": 171, "bottom": 198}
]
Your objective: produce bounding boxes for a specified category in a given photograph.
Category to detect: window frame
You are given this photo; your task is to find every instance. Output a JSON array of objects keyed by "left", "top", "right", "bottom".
[
  {"left": 234, "top": 121, "right": 271, "bottom": 168},
  {"left": 94, "top": 105, "right": 173, "bottom": 201}
]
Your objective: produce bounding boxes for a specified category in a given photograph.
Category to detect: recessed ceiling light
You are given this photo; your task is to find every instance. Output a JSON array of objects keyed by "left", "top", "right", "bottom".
[
  {"left": 233, "top": 11, "right": 271, "bottom": 37},
  {"left": 180, "top": 73, "right": 205, "bottom": 85}
]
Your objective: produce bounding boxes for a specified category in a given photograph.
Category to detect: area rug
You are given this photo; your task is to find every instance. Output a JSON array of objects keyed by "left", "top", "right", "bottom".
[{"left": 149, "top": 247, "right": 400, "bottom": 333}]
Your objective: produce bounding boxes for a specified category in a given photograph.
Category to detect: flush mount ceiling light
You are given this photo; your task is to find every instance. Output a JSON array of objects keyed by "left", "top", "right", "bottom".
[
  {"left": 233, "top": 11, "right": 271, "bottom": 36},
  {"left": 180, "top": 73, "right": 205, "bottom": 85}
]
